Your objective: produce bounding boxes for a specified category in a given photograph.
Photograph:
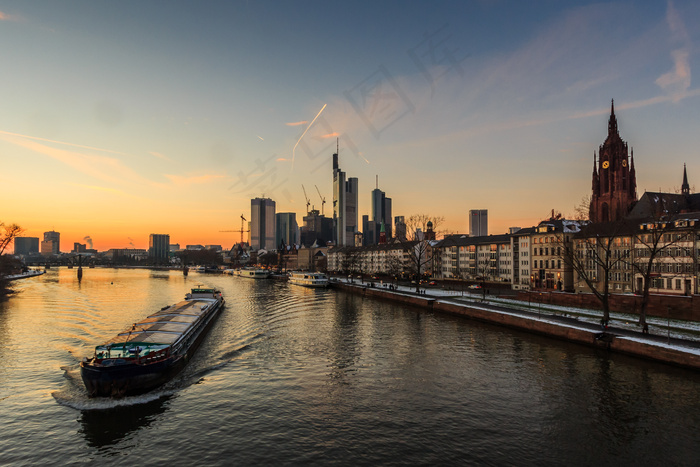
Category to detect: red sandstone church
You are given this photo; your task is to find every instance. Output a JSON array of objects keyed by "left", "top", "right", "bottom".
[{"left": 589, "top": 100, "right": 638, "bottom": 223}]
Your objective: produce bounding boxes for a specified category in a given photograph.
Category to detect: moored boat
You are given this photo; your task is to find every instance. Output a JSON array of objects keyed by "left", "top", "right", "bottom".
[
  {"left": 288, "top": 271, "right": 329, "bottom": 288},
  {"left": 234, "top": 268, "right": 270, "bottom": 279},
  {"left": 80, "top": 287, "right": 225, "bottom": 397}
]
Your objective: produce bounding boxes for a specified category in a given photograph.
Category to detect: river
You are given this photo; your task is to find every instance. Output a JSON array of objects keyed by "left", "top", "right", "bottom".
[{"left": 1, "top": 268, "right": 699, "bottom": 465}]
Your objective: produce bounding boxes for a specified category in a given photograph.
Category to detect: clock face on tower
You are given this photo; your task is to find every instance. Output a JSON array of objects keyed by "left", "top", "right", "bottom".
[
  {"left": 602, "top": 161, "right": 610, "bottom": 169},
  {"left": 622, "top": 160, "right": 627, "bottom": 167}
]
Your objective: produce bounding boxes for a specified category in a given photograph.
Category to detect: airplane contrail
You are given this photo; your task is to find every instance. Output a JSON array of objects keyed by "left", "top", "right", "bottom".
[
  {"left": 292, "top": 104, "right": 326, "bottom": 169},
  {"left": 0, "top": 129, "right": 129, "bottom": 156}
]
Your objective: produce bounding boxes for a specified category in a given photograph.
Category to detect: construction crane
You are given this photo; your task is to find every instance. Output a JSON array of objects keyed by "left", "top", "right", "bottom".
[
  {"left": 239, "top": 215, "right": 248, "bottom": 243},
  {"left": 219, "top": 214, "right": 250, "bottom": 250},
  {"left": 315, "top": 185, "right": 326, "bottom": 216},
  {"left": 302, "top": 184, "right": 311, "bottom": 215}
]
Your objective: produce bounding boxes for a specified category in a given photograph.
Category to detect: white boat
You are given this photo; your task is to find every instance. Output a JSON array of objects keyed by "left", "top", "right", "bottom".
[
  {"left": 234, "top": 268, "right": 270, "bottom": 279},
  {"left": 288, "top": 271, "right": 329, "bottom": 288}
]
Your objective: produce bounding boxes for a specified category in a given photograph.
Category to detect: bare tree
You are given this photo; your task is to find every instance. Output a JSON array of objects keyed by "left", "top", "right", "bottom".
[
  {"left": 398, "top": 214, "right": 442, "bottom": 293},
  {"left": 0, "top": 222, "right": 23, "bottom": 255},
  {"left": 560, "top": 222, "right": 630, "bottom": 326},
  {"left": 628, "top": 218, "right": 692, "bottom": 332},
  {"left": 1, "top": 222, "right": 25, "bottom": 298},
  {"left": 571, "top": 195, "right": 591, "bottom": 221}
]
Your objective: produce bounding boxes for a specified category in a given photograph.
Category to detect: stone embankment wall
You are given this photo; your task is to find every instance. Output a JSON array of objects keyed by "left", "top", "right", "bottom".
[
  {"left": 515, "top": 291, "right": 700, "bottom": 322},
  {"left": 333, "top": 282, "right": 700, "bottom": 371}
]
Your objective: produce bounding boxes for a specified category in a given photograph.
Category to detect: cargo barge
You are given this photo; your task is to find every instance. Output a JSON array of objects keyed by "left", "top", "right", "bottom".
[{"left": 80, "top": 287, "right": 224, "bottom": 397}]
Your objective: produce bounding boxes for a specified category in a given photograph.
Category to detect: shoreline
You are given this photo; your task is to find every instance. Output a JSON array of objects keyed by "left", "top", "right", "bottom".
[{"left": 331, "top": 280, "right": 700, "bottom": 371}]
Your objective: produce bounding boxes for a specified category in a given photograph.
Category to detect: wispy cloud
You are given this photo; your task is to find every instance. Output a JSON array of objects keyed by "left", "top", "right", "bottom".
[
  {"left": 67, "top": 183, "right": 125, "bottom": 195},
  {"left": 149, "top": 151, "right": 172, "bottom": 162},
  {"left": 163, "top": 174, "right": 226, "bottom": 185},
  {"left": 1, "top": 132, "right": 159, "bottom": 187},
  {"left": 655, "top": 1, "right": 692, "bottom": 102},
  {"left": 0, "top": 11, "right": 18, "bottom": 21},
  {"left": 320, "top": 132, "right": 339, "bottom": 139},
  {"left": 66, "top": 182, "right": 144, "bottom": 200},
  {"left": 285, "top": 121, "right": 308, "bottom": 127}
]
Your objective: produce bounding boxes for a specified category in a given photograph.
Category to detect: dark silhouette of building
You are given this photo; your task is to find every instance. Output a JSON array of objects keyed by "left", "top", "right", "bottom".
[
  {"left": 589, "top": 100, "right": 637, "bottom": 223},
  {"left": 149, "top": 234, "right": 170, "bottom": 264},
  {"left": 300, "top": 209, "right": 333, "bottom": 247},
  {"left": 424, "top": 221, "right": 436, "bottom": 241},
  {"left": 14, "top": 237, "right": 39, "bottom": 256}
]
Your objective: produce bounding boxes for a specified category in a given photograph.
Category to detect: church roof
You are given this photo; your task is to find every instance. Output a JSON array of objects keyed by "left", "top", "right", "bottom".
[{"left": 627, "top": 192, "right": 700, "bottom": 219}]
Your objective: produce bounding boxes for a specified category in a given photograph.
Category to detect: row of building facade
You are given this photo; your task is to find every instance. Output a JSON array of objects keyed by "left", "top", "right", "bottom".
[
  {"left": 327, "top": 199, "right": 700, "bottom": 296},
  {"left": 327, "top": 102, "right": 700, "bottom": 297}
]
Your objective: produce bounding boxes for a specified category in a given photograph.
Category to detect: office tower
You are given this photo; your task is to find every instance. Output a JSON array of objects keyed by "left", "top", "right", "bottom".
[
  {"left": 276, "top": 212, "right": 298, "bottom": 247},
  {"left": 149, "top": 234, "right": 170, "bottom": 263},
  {"left": 370, "top": 177, "right": 392, "bottom": 243},
  {"left": 301, "top": 209, "right": 333, "bottom": 247},
  {"left": 251, "top": 197, "right": 276, "bottom": 250},
  {"left": 361, "top": 215, "right": 377, "bottom": 246},
  {"left": 469, "top": 210, "right": 488, "bottom": 237},
  {"left": 332, "top": 150, "right": 358, "bottom": 246},
  {"left": 14, "top": 237, "right": 39, "bottom": 256},
  {"left": 41, "top": 231, "right": 60, "bottom": 255},
  {"left": 394, "top": 216, "right": 406, "bottom": 241}
]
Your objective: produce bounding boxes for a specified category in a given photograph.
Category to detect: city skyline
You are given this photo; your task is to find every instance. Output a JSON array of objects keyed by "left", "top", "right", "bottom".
[{"left": 2, "top": 1, "right": 700, "bottom": 250}]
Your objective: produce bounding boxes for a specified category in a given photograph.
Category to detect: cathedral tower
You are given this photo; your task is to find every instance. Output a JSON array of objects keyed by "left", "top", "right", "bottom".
[{"left": 589, "top": 100, "right": 637, "bottom": 223}]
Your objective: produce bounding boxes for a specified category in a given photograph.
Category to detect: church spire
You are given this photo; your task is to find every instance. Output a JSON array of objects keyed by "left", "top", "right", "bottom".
[
  {"left": 608, "top": 99, "right": 618, "bottom": 135},
  {"left": 593, "top": 151, "right": 597, "bottom": 175},
  {"left": 682, "top": 163, "right": 690, "bottom": 195}
]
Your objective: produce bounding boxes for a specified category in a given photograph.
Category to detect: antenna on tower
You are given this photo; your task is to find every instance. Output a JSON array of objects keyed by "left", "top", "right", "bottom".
[{"left": 376, "top": 175, "right": 378, "bottom": 190}]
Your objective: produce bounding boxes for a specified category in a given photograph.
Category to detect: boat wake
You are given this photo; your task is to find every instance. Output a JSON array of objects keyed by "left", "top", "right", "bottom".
[
  {"left": 53, "top": 339, "right": 255, "bottom": 411},
  {"left": 52, "top": 365, "right": 178, "bottom": 411}
]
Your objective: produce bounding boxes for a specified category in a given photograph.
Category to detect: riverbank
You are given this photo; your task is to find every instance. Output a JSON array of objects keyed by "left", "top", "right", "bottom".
[
  {"left": 4, "top": 269, "right": 46, "bottom": 281},
  {"left": 332, "top": 279, "right": 700, "bottom": 371}
]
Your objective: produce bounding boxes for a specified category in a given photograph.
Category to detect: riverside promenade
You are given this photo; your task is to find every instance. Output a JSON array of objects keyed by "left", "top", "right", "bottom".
[{"left": 331, "top": 278, "right": 700, "bottom": 371}]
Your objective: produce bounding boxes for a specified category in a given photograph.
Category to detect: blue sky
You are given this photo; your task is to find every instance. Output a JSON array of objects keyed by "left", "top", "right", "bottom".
[{"left": 1, "top": 1, "right": 699, "bottom": 249}]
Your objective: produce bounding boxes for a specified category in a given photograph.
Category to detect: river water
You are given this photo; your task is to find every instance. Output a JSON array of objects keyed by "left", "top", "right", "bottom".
[{"left": 1, "top": 268, "right": 699, "bottom": 465}]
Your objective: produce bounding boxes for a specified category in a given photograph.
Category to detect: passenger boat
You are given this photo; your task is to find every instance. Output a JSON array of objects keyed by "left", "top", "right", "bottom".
[
  {"left": 234, "top": 268, "right": 270, "bottom": 279},
  {"left": 288, "top": 271, "right": 329, "bottom": 288},
  {"left": 80, "top": 287, "right": 225, "bottom": 398}
]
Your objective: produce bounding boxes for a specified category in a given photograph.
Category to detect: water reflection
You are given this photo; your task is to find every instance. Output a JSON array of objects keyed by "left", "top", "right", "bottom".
[
  {"left": 79, "top": 396, "right": 172, "bottom": 448},
  {"left": 327, "top": 293, "right": 360, "bottom": 385}
]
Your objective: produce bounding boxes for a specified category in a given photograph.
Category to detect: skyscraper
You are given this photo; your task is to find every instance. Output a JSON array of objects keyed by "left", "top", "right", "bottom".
[
  {"left": 469, "top": 210, "right": 488, "bottom": 237},
  {"left": 276, "top": 212, "right": 298, "bottom": 247},
  {"left": 394, "top": 216, "right": 406, "bottom": 241},
  {"left": 370, "top": 177, "right": 392, "bottom": 243},
  {"left": 149, "top": 234, "right": 170, "bottom": 263},
  {"left": 14, "top": 237, "right": 39, "bottom": 256},
  {"left": 251, "top": 197, "right": 276, "bottom": 250},
  {"left": 41, "top": 231, "right": 60, "bottom": 255},
  {"left": 332, "top": 150, "right": 358, "bottom": 246}
]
